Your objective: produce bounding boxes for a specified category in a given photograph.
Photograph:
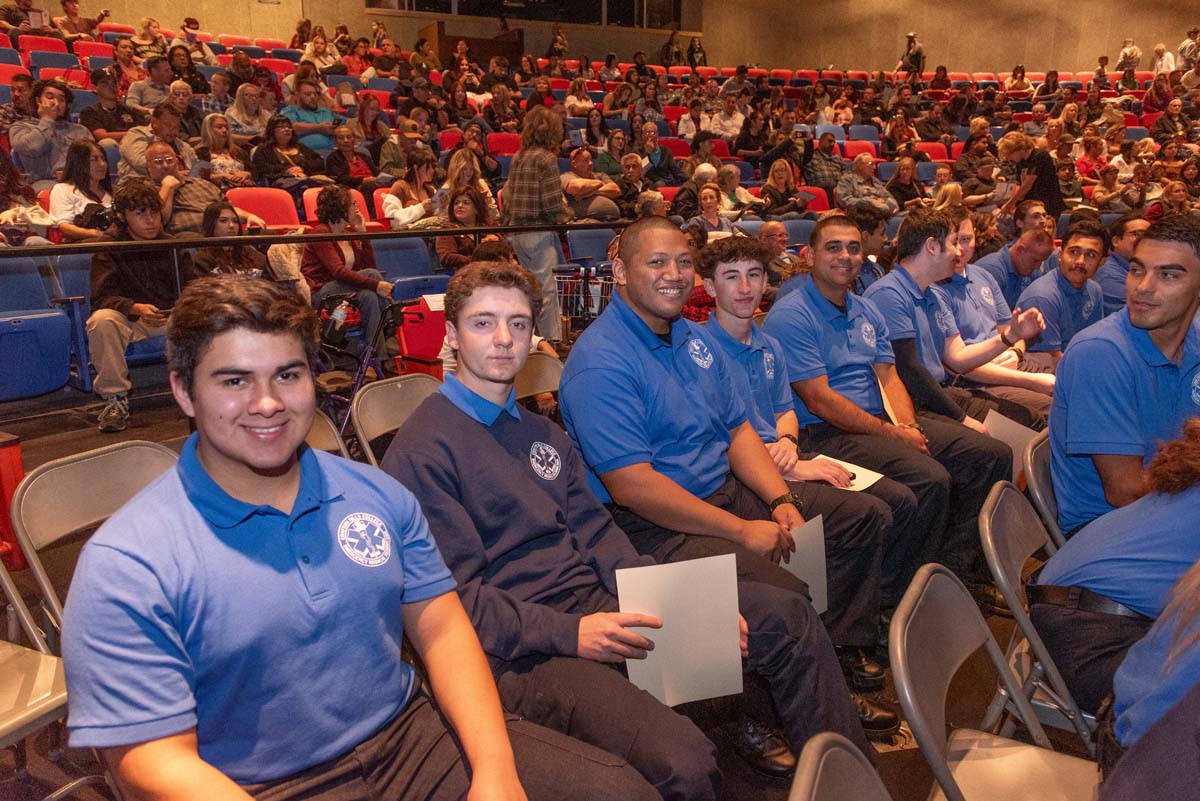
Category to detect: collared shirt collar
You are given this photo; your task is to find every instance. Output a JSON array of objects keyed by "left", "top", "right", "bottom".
[
  {"left": 438, "top": 372, "right": 521, "bottom": 426},
  {"left": 705, "top": 315, "right": 767, "bottom": 356},
  {"left": 1054, "top": 267, "right": 1086, "bottom": 295},
  {"left": 1123, "top": 309, "right": 1200, "bottom": 370},
  {"left": 176, "top": 432, "right": 338, "bottom": 529},
  {"left": 803, "top": 273, "right": 859, "bottom": 323}
]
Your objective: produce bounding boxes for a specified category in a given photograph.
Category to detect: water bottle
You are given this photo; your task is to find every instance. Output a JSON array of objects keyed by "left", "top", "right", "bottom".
[{"left": 325, "top": 300, "right": 351, "bottom": 346}]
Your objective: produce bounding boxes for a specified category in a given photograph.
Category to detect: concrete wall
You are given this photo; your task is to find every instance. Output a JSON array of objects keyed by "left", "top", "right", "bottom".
[{"left": 698, "top": 0, "right": 1196, "bottom": 75}]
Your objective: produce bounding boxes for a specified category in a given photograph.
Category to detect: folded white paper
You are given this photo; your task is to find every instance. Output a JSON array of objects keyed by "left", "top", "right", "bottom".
[
  {"left": 616, "top": 554, "right": 743, "bottom": 706},
  {"left": 780, "top": 514, "right": 827, "bottom": 614},
  {"left": 810, "top": 456, "right": 884, "bottom": 492},
  {"left": 983, "top": 409, "right": 1039, "bottom": 484}
]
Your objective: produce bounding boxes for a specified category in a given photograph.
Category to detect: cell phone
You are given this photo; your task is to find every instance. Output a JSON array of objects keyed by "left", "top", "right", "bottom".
[{"left": 792, "top": 124, "right": 809, "bottom": 139}]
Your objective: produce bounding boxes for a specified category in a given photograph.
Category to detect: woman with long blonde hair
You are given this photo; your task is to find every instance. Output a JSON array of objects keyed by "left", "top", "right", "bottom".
[{"left": 441, "top": 148, "right": 498, "bottom": 220}]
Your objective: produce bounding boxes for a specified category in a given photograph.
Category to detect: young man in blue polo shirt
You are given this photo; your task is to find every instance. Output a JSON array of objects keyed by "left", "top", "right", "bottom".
[
  {"left": 380, "top": 262, "right": 717, "bottom": 798},
  {"left": 1096, "top": 215, "right": 1151, "bottom": 318},
  {"left": 1050, "top": 214, "right": 1200, "bottom": 535},
  {"left": 1015, "top": 221, "right": 1107, "bottom": 367},
  {"left": 975, "top": 226, "right": 1056, "bottom": 310},
  {"left": 695, "top": 235, "right": 918, "bottom": 689},
  {"left": 865, "top": 207, "right": 1047, "bottom": 430},
  {"left": 764, "top": 212, "right": 1012, "bottom": 601},
  {"left": 930, "top": 207, "right": 1056, "bottom": 425},
  {"left": 559, "top": 216, "right": 893, "bottom": 759},
  {"left": 61, "top": 276, "right": 652, "bottom": 801}
]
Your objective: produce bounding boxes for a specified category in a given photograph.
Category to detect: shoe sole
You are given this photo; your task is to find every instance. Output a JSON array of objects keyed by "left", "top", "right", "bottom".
[
  {"left": 850, "top": 673, "right": 886, "bottom": 692},
  {"left": 99, "top": 421, "right": 128, "bottom": 433},
  {"left": 862, "top": 719, "right": 902, "bottom": 740}
]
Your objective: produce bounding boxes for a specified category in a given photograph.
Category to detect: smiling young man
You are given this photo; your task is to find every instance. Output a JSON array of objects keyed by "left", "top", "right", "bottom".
[
  {"left": 1050, "top": 214, "right": 1200, "bottom": 535},
  {"left": 763, "top": 212, "right": 1011, "bottom": 601},
  {"left": 382, "top": 261, "right": 715, "bottom": 799},
  {"left": 1015, "top": 221, "right": 1108, "bottom": 364},
  {"left": 559, "top": 216, "right": 886, "bottom": 767},
  {"left": 695, "top": 236, "right": 919, "bottom": 697},
  {"left": 63, "top": 275, "right": 653, "bottom": 801}
]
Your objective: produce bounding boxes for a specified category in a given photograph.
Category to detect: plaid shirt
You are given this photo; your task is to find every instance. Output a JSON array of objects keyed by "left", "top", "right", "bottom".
[
  {"left": 201, "top": 94, "right": 233, "bottom": 116},
  {"left": 803, "top": 148, "right": 846, "bottom": 190},
  {"left": 501, "top": 146, "right": 567, "bottom": 225}
]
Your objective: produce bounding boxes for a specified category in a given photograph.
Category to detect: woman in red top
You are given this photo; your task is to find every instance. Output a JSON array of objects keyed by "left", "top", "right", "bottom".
[
  {"left": 108, "top": 38, "right": 147, "bottom": 102},
  {"left": 301, "top": 185, "right": 392, "bottom": 352},
  {"left": 1074, "top": 135, "right": 1108, "bottom": 185},
  {"left": 342, "top": 38, "right": 373, "bottom": 77}
]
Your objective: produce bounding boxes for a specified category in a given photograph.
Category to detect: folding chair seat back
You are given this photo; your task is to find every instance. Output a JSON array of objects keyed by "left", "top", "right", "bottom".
[
  {"left": 787, "top": 732, "right": 892, "bottom": 801},
  {"left": 514, "top": 352, "right": 564, "bottom": 400},
  {"left": 306, "top": 409, "right": 350, "bottom": 458},
  {"left": 351, "top": 373, "right": 441, "bottom": 466},
  {"left": 1023, "top": 429, "right": 1064, "bottom": 546}
]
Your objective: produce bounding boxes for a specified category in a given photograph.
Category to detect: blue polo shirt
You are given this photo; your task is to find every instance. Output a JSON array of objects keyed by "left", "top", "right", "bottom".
[
  {"left": 1096, "top": 252, "right": 1130, "bottom": 317},
  {"left": 931, "top": 265, "right": 1011, "bottom": 345},
  {"left": 698, "top": 319, "right": 792, "bottom": 444},
  {"left": 976, "top": 245, "right": 1036, "bottom": 309},
  {"left": 560, "top": 291, "right": 748, "bottom": 503},
  {"left": 1050, "top": 310, "right": 1200, "bottom": 532},
  {"left": 279, "top": 104, "right": 342, "bottom": 150},
  {"left": 438, "top": 372, "right": 521, "bottom": 424},
  {"left": 774, "top": 271, "right": 810, "bottom": 304},
  {"left": 863, "top": 264, "right": 948, "bottom": 382},
  {"left": 1036, "top": 485, "right": 1200, "bottom": 617},
  {"left": 762, "top": 272, "right": 895, "bottom": 426},
  {"left": 1016, "top": 268, "right": 1103, "bottom": 352},
  {"left": 62, "top": 435, "right": 456, "bottom": 784}
]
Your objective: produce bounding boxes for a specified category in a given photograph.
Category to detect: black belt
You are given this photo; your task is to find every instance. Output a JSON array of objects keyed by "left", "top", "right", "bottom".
[{"left": 1026, "top": 584, "right": 1151, "bottom": 621}]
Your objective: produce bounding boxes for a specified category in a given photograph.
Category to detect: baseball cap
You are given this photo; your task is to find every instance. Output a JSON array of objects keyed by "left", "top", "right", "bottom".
[
  {"left": 411, "top": 77, "right": 430, "bottom": 90},
  {"left": 399, "top": 119, "right": 422, "bottom": 139},
  {"left": 182, "top": 18, "right": 200, "bottom": 31}
]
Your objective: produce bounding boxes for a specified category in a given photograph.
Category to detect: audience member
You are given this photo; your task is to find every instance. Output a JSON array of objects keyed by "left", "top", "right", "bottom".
[
  {"left": 118, "top": 102, "right": 198, "bottom": 181},
  {"left": 281, "top": 79, "right": 342, "bottom": 151},
  {"left": 195, "top": 114, "right": 253, "bottom": 190},
  {"left": 167, "top": 17, "right": 218, "bottom": 65},
  {"left": 125, "top": 56, "right": 173, "bottom": 115},
  {"left": 10, "top": 79, "right": 92, "bottom": 191},
  {"left": 84, "top": 178, "right": 201, "bottom": 431},
  {"left": 167, "top": 80, "right": 204, "bottom": 145},
  {"left": 201, "top": 73, "right": 234, "bottom": 117},
  {"left": 0, "top": 0, "right": 65, "bottom": 47},
  {"left": 0, "top": 72, "right": 34, "bottom": 138},
  {"left": 325, "top": 124, "right": 380, "bottom": 201},
  {"left": 837, "top": 154, "right": 900, "bottom": 216},
  {"left": 129, "top": 16, "right": 167, "bottom": 61},
  {"left": 1050, "top": 214, "right": 1200, "bottom": 535},
  {"left": 167, "top": 44, "right": 210, "bottom": 96},
  {"left": 382, "top": 147, "right": 438, "bottom": 228},
  {"left": 192, "top": 201, "right": 269, "bottom": 276},
  {"left": 108, "top": 37, "right": 146, "bottom": 100},
  {"left": 52, "top": 0, "right": 105, "bottom": 44},
  {"left": 560, "top": 146, "right": 621, "bottom": 221},
  {"left": 1015, "top": 221, "right": 1107, "bottom": 363},
  {"left": 1096, "top": 214, "right": 1152, "bottom": 316},
  {"left": 250, "top": 114, "right": 329, "bottom": 199},
  {"left": 975, "top": 226, "right": 1056, "bottom": 309},
  {"left": 226, "top": 83, "right": 271, "bottom": 148},
  {"left": 48, "top": 138, "right": 111, "bottom": 242}
]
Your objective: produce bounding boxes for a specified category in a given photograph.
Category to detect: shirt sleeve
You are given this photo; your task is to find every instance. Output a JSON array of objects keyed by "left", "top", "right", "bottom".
[
  {"left": 560, "top": 362, "right": 655, "bottom": 477},
  {"left": 1018, "top": 286, "right": 1064, "bottom": 351},
  {"left": 1058, "top": 338, "right": 1146, "bottom": 456},
  {"left": 865, "top": 283, "right": 916, "bottom": 340},
  {"left": 763, "top": 303, "right": 828, "bottom": 382},
  {"left": 63, "top": 542, "right": 199, "bottom": 748}
]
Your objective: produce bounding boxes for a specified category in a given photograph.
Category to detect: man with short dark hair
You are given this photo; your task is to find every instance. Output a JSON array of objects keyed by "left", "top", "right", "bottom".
[
  {"left": 224, "top": 50, "right": 255, "bottom": 92},
  {"left": 706, "top": 93, "right": 744, "bottom": 140},
  {"left": 846, "top": 205, "right": 892, "bottom": 293},
  {"left": 126, "top": 56, "right": 173, "bottom": 115},
  {"left": 479, "top": 56, "right": 517, "bottom": 94},
  {"left": 10, "top": 78, "right": 91, "bottom": 189},
  {"left": 80, "top": 68, "right": 146, "bottom": 151},
  {"left": 561, "top": 216, "right": 893, "bottom": 765},
  {"left": 1097, "top": 214, "right": 1152, "bottom": 317},
  {"left": 84, "top": 178, "right": 201, "bottom": 431},
  {"left": 764, "top": 213, "right": 1012, "bottom": 601},
  {"left": 66, "top": 273, "right": 654, "bottom": 801},
  {"left": 117, "top": 102, "right": 198, "bottom": 181},
  {"left": 1050, "top": 214, "right": 1200, "bottom": 535},
  {"left": 1015, "top": 222, "right": 1108, "bottom": 364},
  {"left": 0, "top": 72, "right": 33, "bottom": 139},
  {"left": 382, "top": 262, "right": 715, "bottom": 800},
  {"left": 803, "top": 132, "right": 846, "bottom": 205},
  {"left": 281, "top": 79, "right": 343, "bottom": 151},
  {"left": 696, "top": 236, "right": 919, "bottom": 697}
]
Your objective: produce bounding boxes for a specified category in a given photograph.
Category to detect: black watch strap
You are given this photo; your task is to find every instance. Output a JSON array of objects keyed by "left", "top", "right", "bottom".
[{"left": 768, "top": 491, "right": 802, "bottom": 515}]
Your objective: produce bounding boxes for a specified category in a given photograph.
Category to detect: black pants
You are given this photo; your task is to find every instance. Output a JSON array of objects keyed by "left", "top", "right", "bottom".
[
  {"left": 245, "top": 686, "right": 658, "bottom": 801},
  {"left": 1029, "top": 601, "right": 1153, "bottom": 715},
  {"left": 494, "top": 585, "right": 721, "bottom": 801},
  {"left": 806, "top": 412, "right": 1011, "bottom": 582},
  {"left": 609, "top": 480, "right": 873, "bottom": 760},
  {"left": 943, "top": 382, "right": 1047, "bottom": 430}
]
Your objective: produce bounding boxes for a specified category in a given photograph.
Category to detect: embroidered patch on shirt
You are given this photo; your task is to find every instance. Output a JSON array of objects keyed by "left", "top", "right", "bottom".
[
  {"left": 337, "top": 512, "right": 391, "bottom": 567},
  {"left": 763, "top": 351, "right": 776, "bottom": 380},
  {"left": 860, "top": 321, "right": 877, "bottom": 348},
  {"left": 688, "top": 338, "right": 714, "bottom": 369},
  {"left": 529, "top": 441, "right": 562, "bottom": 480}
]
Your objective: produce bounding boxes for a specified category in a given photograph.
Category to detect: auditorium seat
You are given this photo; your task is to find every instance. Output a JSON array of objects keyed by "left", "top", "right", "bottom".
[
  {"left": 487, "top": 132, "right": 521, "bottom": 155},
  {"left": 225, "top": 187, "right": 305, "bottom": 232},
  {"left": 0, "top": 259, "right": 71, "bottom": 401},
  {"left": 17, "top": 35, "right": 67, "bottom": 55}
]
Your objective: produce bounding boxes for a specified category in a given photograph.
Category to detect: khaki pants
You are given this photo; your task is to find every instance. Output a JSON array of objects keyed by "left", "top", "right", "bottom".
[{"left": 85, "top": 308, "right": 167, "bottom": 396}]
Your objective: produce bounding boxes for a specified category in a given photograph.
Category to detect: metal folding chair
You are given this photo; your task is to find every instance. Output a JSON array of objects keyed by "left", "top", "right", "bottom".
[
  {"left": 1024, "top": 429, "right": 1066, "bottom": 547},
  {"left": 890, "top": 563, "right": 1098, "bottom": 801},
  {"left": 306, "top": 408, "right": 351, "bottom": 459},
  {"left": 514, "top": 353, "right": 564, "bottom": 401},
  {"left": 979, "top": 482, "right": 1096, "bottom": 753},
  {"left": 350, "top": 374, "right": 441, "bottom": 467}
]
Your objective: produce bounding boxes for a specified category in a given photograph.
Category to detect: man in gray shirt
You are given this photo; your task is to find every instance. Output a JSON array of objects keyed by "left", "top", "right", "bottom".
[
  {"left": 10, "top": 78, "right": 92, "bottom": 190},
  {"left": 125, "top": 56, "right": 172, "bottom": 115}
]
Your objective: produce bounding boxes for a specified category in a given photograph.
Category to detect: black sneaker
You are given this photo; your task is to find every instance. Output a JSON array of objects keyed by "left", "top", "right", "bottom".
[{"left": 98, "top": 394, "right": 129, "bottom": 433}]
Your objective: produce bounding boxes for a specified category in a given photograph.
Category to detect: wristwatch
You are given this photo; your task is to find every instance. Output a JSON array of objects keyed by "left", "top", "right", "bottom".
[{"left": 768, "top": 491, "right": 803, "bottom": 516}]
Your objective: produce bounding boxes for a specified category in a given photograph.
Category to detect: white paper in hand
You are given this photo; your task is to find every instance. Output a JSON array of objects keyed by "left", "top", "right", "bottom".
[
  {"left": 616, "top": 554, "right": 743, "bottom": 706},
  {"left": 780, "top": 514, "right": 827, "bottom": 614},
  {"left": 983, "top": 409, "right": 1038, "bottom": 484},
  {"left": 810, "top": 456, "right": 884, "bottom": 491}
]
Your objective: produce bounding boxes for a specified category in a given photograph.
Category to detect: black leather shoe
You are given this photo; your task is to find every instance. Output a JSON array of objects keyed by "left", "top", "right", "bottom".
[
  {"left": 967, "top": 581, "right": 1012, "bottom": 618},
  {"left": 732, "top": 715, "right": 796, "bottom": 779},
  {"left": 852, "top": 693, "right": 901, "bottom": 740},
  {"left": 837, "top": 646, "right": 886, "bottom": 691}
]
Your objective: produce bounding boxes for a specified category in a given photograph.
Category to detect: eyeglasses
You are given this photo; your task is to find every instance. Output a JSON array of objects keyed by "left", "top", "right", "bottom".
[{"left": 148, "top": 156, "right": 178, "bottom": 166}]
